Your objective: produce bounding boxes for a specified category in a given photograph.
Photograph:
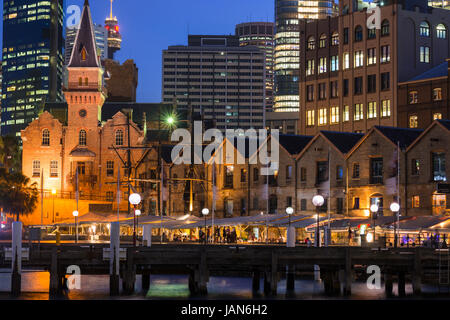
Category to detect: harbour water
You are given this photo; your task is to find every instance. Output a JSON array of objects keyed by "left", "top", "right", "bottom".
[{"left": 0, "top": 271, "right": 441, "bottom": 300}]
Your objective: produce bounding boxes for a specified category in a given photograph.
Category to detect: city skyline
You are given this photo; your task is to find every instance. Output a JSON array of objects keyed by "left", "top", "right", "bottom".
[{"left": 0, "top": 0, "right": 274, "bottom": 104}]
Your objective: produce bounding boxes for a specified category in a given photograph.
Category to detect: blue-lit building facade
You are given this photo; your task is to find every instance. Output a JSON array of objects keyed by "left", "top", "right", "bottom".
[
  {"left": 1, "top": 0, "right": 64, "bottom": 136},
  {"left": 274, "top": 0, "right": 337, "bottom": 112}
]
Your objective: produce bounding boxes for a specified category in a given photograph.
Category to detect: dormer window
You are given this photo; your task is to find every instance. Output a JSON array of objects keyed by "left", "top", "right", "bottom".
[{"left": 81, "top": 47, "right": 87, "bottom": 61}]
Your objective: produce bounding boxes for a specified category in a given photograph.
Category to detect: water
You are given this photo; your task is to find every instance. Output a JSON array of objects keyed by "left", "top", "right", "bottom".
[{"left": 0, "top": 271, "right": 442, "bottom": 300}]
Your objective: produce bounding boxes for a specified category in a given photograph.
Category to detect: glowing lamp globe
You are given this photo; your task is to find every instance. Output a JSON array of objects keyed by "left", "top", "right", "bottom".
[
  {"left": 286, "top": 207, "right": 294, "bottom": 215},
  {"left": 370, "top": 204, "right": 379, "bottom": 213},
  {"left": 390, "top": 202, "right": 400, "bottom": 213},
  {"left": 312, "top": 195, "right": 325, "bottom": 207},
  {"left": 72, "top": 210, "right": 79, "bottom": 217},
  {"left": 201, "top": 208, "right": 210, "bottom": 216},
  {"left": 129, "top": 193, "right": 141, "bottom": 205},
  {"left": 135, "top": 210, "right": 141, "bottom": 216}
]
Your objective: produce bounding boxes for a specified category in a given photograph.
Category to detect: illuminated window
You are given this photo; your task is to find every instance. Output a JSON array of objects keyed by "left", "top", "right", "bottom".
[
  {"left": 412, "top": 196, "right": 420, "bottom": 208},
  {"left": 318, "top": 57, "right": 327, "bottom": 73},
  {"left": 367, "top": 48, "right": 376, "bottom": 65},
  {"left": 420, "top": 21, "right": 430, "bottom": 37},
  {"left": 411, "top": 159, "right": 420, "bottom": 176},
  {"left": 354, "top": 50, "right": 364, "bottom": 67},
  {"left": 319, "top": 34, "right": 327, "bottom": 48},
  {"left": 79, "top": 130, "right": 87, "bottom": 146},
  {"left": 343, "top": 105, "right": 350, "bottom": 122},
  {"left": 330, "top": 56, "right": 339, "bottom": 71},
  {"left": 306, "top": 110, "right": 315, "bottom": 126},
  {"left": 409, "top": 91, "right": 418, "bottom": 104},
  {"left": 42, "top": 129, "right": 50, "bottom": 146},
  {"left": 330, "top": 106, "right": 339, "bottom": 124},
  {"left": 307, "top": 36, "right": 315, "bottom": 50},
  {"left": 381, "top": 100, "right": 391, "bottom": 117},
  {"left": 343, "top": 52, "right": 350, "bottom": 69},
  {"left": 434, "top": 113, "right": 442, "bottom": 120},
  {"left": 81, "top": 47, "right": 87, "bottom": 61},
  {"left": 115, "top": 130, "right": 124, "bottom": 146},
  {"left": 433, "top": 88, "right": 442, "bottom": 101},
  {"left": 420, "top": 46, "right": 430, "bottom": 63},
  {"left": 331, "top": 32, "right": 339, "bottom": 46},
  {"left": 437, "top": 24, "right": 447, "bottom": 39},
  {"left": 367, "top": 102, "right": 377, "bottom": 119},
  {"left": 318, "top": 108, "right": 327, "bottom": 126},
  {"left": 32, "top": 160, "right": 40, "bottom": 177},
  {"left": 432, "top": 152, "right": 446, "bottom": 182},
  {"left": 409, "top": 115, "right": 418, "bottom": 128},
  {"left": 306, "top": 59, "right": 315, "bottom": 76},
  {"left": 354, "top": 104, "right": 364, "bottom": 121}
]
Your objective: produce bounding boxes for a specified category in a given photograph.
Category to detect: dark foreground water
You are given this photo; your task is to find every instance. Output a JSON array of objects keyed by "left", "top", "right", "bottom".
[{"left": 0, "top": 270, "right": 444, "bottom": 300}]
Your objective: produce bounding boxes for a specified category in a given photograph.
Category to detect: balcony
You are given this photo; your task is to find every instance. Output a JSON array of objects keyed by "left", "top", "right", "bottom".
[
  {"left": 68, "top": 174, "right": 98, "bottom": 185},
  {"left": 370, "top": 176, "right": 383, "bottom": 185}
]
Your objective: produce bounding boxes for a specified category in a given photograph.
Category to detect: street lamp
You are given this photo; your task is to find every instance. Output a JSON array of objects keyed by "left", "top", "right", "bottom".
[
  {"left": 286, "top": 207, "right": 294, "bottom": 227},
  {"left": 390, "top": 202, "right": 400, "bottom": 248},
  {"left": 135, "top": 209, "right": 141, "bottom": 244},
  {"left": 52, "top": 189, "right": 56, "bottom": 224},
  {"left": 73, "top": 210, "right": 79, "bottom": 244},
  {"left": 312, "top": 195, "right": 325, "bottom": 248},
  {"left": 202, "top": 208, "right": 209, "bottom": 245},
  {"left": 129, "top": 193, "right": 142, "bottom": 247},
  {"left": 370, "top": 204, "right": 379, "bottom": 242}
]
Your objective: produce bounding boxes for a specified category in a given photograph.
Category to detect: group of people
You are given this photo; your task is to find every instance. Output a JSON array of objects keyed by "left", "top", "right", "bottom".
[{"left": 198, "top": 227, "right": 238, "bottom": 243}]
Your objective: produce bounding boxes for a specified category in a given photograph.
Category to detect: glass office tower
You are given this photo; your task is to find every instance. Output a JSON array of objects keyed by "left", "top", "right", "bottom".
[
  {"left": 274, "top": 0, "right": 337, "bottom": 112},
  {"left": 1, "top": 0, "right": 64, "bottom": 136}
]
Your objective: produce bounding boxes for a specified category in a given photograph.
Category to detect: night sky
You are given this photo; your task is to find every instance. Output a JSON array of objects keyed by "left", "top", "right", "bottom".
[{"left": 0, "top": 0, "right": 274, "bottom": 103}]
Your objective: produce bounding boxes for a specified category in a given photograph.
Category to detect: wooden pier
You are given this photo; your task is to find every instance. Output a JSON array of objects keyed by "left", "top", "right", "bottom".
[{"left": 1, "top": 243, "right": 450, "bottom": 297}]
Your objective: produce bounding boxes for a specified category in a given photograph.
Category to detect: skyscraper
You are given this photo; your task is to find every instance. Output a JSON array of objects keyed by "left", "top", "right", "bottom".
[
  {"left": 429, "top": 0, "right": 450, "bottom": 9},
  {"left": 65, "top": 24, "right": 108, "bottom": 66},
  {"left": 105, "top": 0, "right": 122, "bottom": 60},
  {"left": 236, "top": 22, "right": 274, "bottom": 111},
  {"left": 1, "top": 0, "right": 64, "bottom": 136},
  {"left": 162, "top": 35, "right": 266, "bottom": 132},
  {"left": 274, "top": 0, "right": 337, "bottom": 112}
]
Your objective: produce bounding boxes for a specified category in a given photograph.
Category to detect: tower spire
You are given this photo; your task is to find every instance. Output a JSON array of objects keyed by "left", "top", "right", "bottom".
[{"left": 110, "top": 0, "right": 114, "bottom": 19}]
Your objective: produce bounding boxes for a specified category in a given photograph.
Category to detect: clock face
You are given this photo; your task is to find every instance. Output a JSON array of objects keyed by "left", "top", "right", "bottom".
[{"left": 79, "top": 109, "right": 87, "bottom": 118}]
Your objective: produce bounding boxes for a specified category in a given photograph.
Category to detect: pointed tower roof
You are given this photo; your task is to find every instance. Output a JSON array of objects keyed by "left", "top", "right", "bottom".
[{"left": 67, "top": 0, "right": 100, "bottom": 68}]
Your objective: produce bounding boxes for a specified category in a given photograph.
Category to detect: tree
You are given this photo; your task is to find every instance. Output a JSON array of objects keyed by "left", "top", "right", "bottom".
[
  {"left": 0, "top": 168, "right": 39, "bottom": 221},
  {"left": 0, "top": 135, "right": 21, "bottom": 173}
]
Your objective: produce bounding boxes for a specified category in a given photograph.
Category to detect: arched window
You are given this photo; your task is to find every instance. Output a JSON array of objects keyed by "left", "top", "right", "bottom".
[
  {"left": 115, "top": 129, "right": 124, "bottom": 146},
  {"left": 78, "top": 77, "right": 82, "bottom": 86},
  {"left": 81, "top": 47, "right": 87, "bottom": 61},
  {"left": 355, "top": 25, "right": 363, "bottom": 42},
  {"left": 84, "top": 77, "right": 88, "bottom": 86},
  {"left": 79, "top": 130, "right": 87, "bottom": 146},
  {"left": 319, "top": 33, "right": 327, "bottom": 48},
  {"left": 307, "top": 36, "right": 315, "bottom": 50},
  {"left": 42, "top": 129, "right": 50, "bottom": 146},
  {"left": 437, "top": 24, "right": 447, "bottom": 39},
  {"left": 331, "top": 32, "right": 339, "bottom": 45},
  {"left": 420, "top": 21, "right": 430, "bottom": 37},
  {"left": 370, "top": 194, "right": 384, "bottom": 216},
  {"left": 381, "top": 20, "right": 390, "bottom": 36}
]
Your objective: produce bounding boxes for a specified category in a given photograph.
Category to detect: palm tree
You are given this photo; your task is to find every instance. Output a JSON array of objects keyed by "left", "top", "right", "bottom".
[
  {"left": 0, "top": 136, "right": 21, "bottom": 173},
  {"left": 0, "top": 168, "right": 39, "bottom": 221}
]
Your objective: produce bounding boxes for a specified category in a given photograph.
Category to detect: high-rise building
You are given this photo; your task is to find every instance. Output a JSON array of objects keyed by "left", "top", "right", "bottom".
[
  {"left": 105, "top": 0, "right": 122, "bottom": 60},
  {"left": 1, "top": 0, "right": 64, "bottom": 136},
  {"left": 298, "top": 0, "right": 450, "bottom": 135},
  {"left": 162, "top": 35, "right": 266, "bottom": 131},
  {"left": 429, "top": 0, "right": 450, "bottom": 9},
  {"left": 65, "top": 24, "right": 108, "bottom": 65},
  {"left": 236, "top": 22, "right": 274, "bottom": 111},
  {"left": 274, "top": 0, "right": 338, "bottom": 113}
]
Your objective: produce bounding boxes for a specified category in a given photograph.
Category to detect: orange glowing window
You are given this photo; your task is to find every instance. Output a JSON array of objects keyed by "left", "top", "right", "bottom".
[{"left": 81, "top": 47, "right": 87, "bottom": 61}]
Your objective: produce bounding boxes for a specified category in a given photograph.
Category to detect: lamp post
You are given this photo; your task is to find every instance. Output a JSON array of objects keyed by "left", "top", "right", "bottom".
[
  {"left": 370, "top": 204, "right": 379, "bottom": 242},
  {"left": 286, "top": 207, "right": 294, "bottom": 247},
  {"left": 52, "top": 189, "right": 56, "bottom": 224},
  {"left": 312, "top": 195, "right": 325, "bottom": 248},
  {"left": 202, "top": 208, "right": 209, "bottom": 245},
  {"left": 390, "top": 202, "right": 400, "bottom": 248},
  {"left": 129, "top": 193, "right": 142, "bottom": 247},
  {"left": 73, "top": 210, "right": 79, "bottom": 244},
  {"left": 135, "top": 209, "right": 141, "bottom": 245}
]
